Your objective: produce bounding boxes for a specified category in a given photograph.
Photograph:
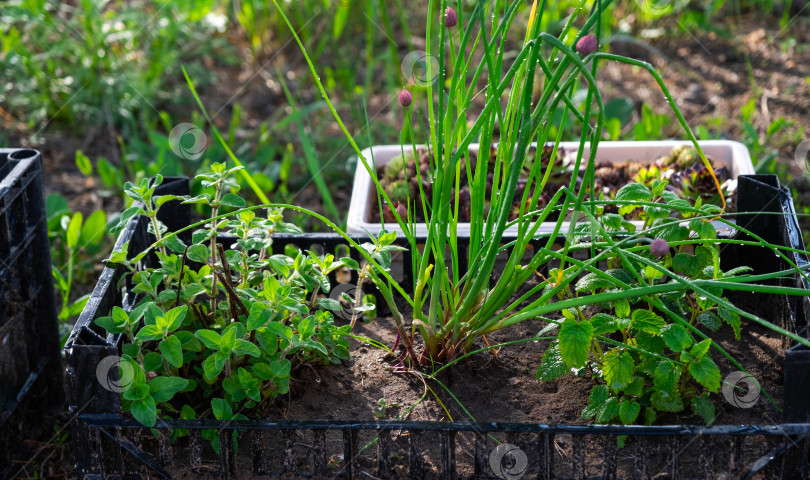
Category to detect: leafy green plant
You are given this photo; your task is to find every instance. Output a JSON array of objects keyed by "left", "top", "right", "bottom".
[
  {"left": 274, "top": 0, "right": 810, "bottom": 427},
  {"left": 46, "top": 194, "right": 110, "bottom": 326},
  {"left": 94, "top": 164, "right": 356, "bottom": 428},
  {"left": 278, "top": 0, "right": 722, "bottom": 358},
  {"left": 0, "top": 0, "right": 225, "bottom": 134},
  {"left": 737, "top": 99, "right": 803, "bottom": 175},
  {"left": 631, "top": 103, "right": 672, "bottom": 141},
  {"left": 537, "top": 191, "right": 750, "bottom": 425}
]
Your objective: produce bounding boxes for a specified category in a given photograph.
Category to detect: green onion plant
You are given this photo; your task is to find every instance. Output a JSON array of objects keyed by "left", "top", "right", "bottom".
[{"left": 268, "top": 0, "right": 810, "bottom": 424}]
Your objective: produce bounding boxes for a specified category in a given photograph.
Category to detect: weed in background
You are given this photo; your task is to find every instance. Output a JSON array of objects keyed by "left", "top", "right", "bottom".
[{"left": 0, "top": 0, "right": 227, "bottom": 136}]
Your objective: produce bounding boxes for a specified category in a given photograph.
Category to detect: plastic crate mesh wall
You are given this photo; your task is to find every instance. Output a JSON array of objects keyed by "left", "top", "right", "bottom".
[
  {"left": 65, "top": 175, "right": 810, "bottom": 479},
  {"left": 0, "top": 149, "right": 64, "bottom": 475}
]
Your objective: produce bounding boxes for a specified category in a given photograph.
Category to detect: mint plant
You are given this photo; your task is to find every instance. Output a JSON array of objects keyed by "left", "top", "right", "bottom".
[
  {"left": 538, "top": 195, "right": 740, "bottom": 425},
  {"left": 95, "top": 164, "right": 354, "bottom": 429},
  {"left": 532, "top": 177, "right": 807, "bottom": 425}
]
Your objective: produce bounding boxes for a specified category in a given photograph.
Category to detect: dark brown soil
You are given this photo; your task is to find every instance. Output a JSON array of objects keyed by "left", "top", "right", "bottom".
[
  {"left": 157, "top": 287, "right": 794, "bottom": 480},
  {"left": 268, "top": 289, "right": 786, "bottom": 427}
]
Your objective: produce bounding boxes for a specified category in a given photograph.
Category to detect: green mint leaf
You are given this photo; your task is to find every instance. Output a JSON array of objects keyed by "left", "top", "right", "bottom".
[
  {"left": 255, "top": 328, "right": 278, "bottom": 355},
  {"left": 619, "top": 400, "right": 641, "bottom": 425},
  {"left": 558, "top": 319, "right": 593, "bottom": 368},
  {"left": 95, "top": 314, "right": 125, "bottom": 334},
  {"left": 596, "top": 397, "right": 620, "bottom": 424},
  {"left": 653, "top": 360, "right": 682, "bottom": 393},
  {"left": 110, "top": 207, "right": 143, "bottom": 235},
  {"left": 340, "top": 257, "right": 360, "bottom": 270},
  {"left": 269, "top": 359, "right": 292, "bottom": 379},
  {"left": 718, "top": 306, "right": 741, "bottom": 340},
  {"left": 651, "top": 390, "right": 684, "bottom": 413},
  {"left": 79, "top": 210, "right": 106, "bottom": 248},
  {"left": 75, "top": 151, "right": 93, "bottom": 175},
  {"left": 246, "top": 304, "right": 273, "bottom": 331},
  {"left": 690, "top": 338, "right": 712, "bottom": 358},
  {"left": 603, "top": 350, "right": 634, "bottom": 391},
  {"left": 162, "top": 235, "right": 187, "bottom": 254},
  {"left": 661, "top": 324, "right": 693, "bottom": 352},
  {"left": 192, "top": 229, "right": 212, "bottom": 244},
  {"left": 688, "top": 356, "right": 721, "bottom": 392},
  {"left": 631, "top": 310, "right": 666, "bottom": 336},
  {"left": 154, "top": 194, "right": 185, "bottom": 207},
  {"left": 251, "top": 363, "right": 273, "bottom": 381},
  {"left": 123, "top": 383, "right": 149, "bottom": 402},
  {"left": 163, "top": 305, "right": 187, "bottom": 332},
  {"left": 182, "top": 193, "right": 212, "bottom": 205},
  {"left": 672, "top": 253, "right": 701, "bottom": 276},
  {"left": 691, "top": 394, "right": 716, "bottom": 425},
  {"left": 186, "top": 244, "right": 209, "bottom": 263},
  {"left": 614, "top": 298, "right": 631, "bottom": 319},
  {"left": 280, "top": 299, "right": 309, "bottom": 315},
  {"left": 317, "top": 298, "right": 342, "bottom": 311},
  {"left": 303, "top": 340, "right": 329, "bottom": 356},
  {"left": 202, "top": 352, "right": 226, "bottom": 380},
  {"left": 66, "top": 212, "right": 83, "bottom": 251},
  {"left": 220, "top": 326, "right": 237, "bottom": 350},
  {"left": 536, "top": 342, "right": 567, "bottom": 381},
  {"left": 697, "top": 311, "right": 722, "bottom": 331}
]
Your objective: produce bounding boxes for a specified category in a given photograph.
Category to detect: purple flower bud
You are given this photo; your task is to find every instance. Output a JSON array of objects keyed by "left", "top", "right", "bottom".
[
  {"left": 395, "top": 202, "right": 407, "bottom": 219},
  {"left": 649, "top": 238, "right": 670, "bottom": 258},
  {"left": 444, "top": 7, "right": 458, "bottom": 28},
  {"left": 576, "top": 34, "right": 597, "bottom": 56},
  {"left": 398, "top": 88, "right": 412, "bottom": 108}
]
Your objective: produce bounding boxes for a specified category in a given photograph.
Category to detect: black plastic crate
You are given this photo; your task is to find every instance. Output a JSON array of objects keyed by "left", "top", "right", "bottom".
[
  {"left": 0, "top": 148, "right": 65, "bottom": 476},
  {"left": 65, "top": 175, "right": 810, "bottom": 479}
]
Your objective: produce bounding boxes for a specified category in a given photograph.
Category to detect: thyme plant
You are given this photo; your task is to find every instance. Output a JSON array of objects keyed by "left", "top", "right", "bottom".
[{"left": 95, "top": 166, "right": 355, "bottom": 429}]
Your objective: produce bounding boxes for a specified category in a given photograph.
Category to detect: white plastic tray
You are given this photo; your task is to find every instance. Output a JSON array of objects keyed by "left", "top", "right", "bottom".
[{"left": 346, "top": 140, "right": 754, "bottom": 237}]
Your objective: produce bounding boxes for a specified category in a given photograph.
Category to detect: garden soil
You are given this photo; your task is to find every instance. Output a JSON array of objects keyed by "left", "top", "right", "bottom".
[
  {"left": 164, "top": 287, "right": 792, "bottom": 479},
  {"left": 273, "top": 290, "right": 786, "bottom": 427}
]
